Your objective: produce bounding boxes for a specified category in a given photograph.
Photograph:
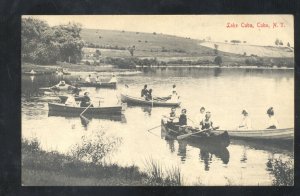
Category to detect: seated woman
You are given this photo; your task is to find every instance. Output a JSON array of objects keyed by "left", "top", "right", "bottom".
[
  {"left": 238, "top": 110, "right": 252, "bottom": 130},
  {"left": 80, "top": 92, "right": 93, "bottom": 107},
  {"left": 65, "top": 96, "right": 77, "bottom": 107},
  {"left": 266, "top": 107, "right": 279, "bottom": 129},
  {"left": 109, "top": 74, "right": 117, "bottom": 83}
]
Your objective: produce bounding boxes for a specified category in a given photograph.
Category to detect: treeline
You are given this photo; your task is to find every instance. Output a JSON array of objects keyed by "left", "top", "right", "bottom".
[
  {"left": 22, "top": 18, "right": 84, "bottom": 64},
  {"left": 85, "top": 42, "right": 126, "bottom": 50}
]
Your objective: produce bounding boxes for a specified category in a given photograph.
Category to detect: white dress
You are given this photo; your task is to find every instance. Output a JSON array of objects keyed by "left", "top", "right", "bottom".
[{"left": 238, "top": 116, "right": 252, "bottom": 130}]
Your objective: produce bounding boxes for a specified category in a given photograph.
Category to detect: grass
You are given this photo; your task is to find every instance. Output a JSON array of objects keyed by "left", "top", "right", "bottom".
[
  {"left": 22, "top": 137, "right": 184, "bottom": 186},
  {"left": 144, "top": 158, "right": 183, "bottom": 186}
]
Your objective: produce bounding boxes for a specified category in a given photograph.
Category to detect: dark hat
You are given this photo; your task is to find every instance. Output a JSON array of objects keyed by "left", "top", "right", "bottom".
[
  {"left": 267, "top": 107, "right": 274, "bottom": 115},
  {"left": 242, "top": 110, "right": 248, "bottom": 115}
]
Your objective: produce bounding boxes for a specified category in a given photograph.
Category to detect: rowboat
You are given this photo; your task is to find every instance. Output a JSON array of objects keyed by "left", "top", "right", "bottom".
[
  {"left": 212, "top": 128, "right": 294, "bottom": 141},
  {"left": 39, "top": 82, "right": 78, "bottom": 92},
  {"left": 77, "top": 81, "right": 117, "bottom": 88},
  {"left": 161, "top": 119, "right": 230, "bottom": 148},
  {"left": 48, "top": 102, "right": 123, "bottom": 115},
  {"left": 121, "top": 94, "right": 180, "bottom": 107},
  {"left": 23, "top": 71, "right": 54, "bottom": 76},
  {"left": 48, "top": 110, "right": 126, "bottom": 122}
]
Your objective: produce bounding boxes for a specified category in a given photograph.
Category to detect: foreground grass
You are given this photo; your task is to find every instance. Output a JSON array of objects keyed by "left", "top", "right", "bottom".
[{"left": 22, "top": 138, "right": 183, "bottom": 186}]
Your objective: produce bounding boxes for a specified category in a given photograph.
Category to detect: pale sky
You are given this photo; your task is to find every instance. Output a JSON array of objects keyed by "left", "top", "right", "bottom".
[{"left": 23, "top": 15, "right": 294, "bottom": 46}]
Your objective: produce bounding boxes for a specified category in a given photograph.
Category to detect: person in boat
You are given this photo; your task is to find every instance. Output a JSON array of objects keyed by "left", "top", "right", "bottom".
[
  {"left": 109, "top": 74, "right": 117, "bottom": 83},
  {"left": 72, "top": 84, "right": 81, "bottom": 95},
  {"left": 195, "top": 107, "right": 206, "bottom": 128},
  {"left": 96, "top": 76, "right": 100, "bottom": 82},
  {"left": 167, "top": 107, "right": 177, "bottom": 123},
  {"left": 200, "top": 111, "right": 215, "bottom": 131},
  {"left": 178, "top": 109, "right": 187, "bottom": 126},
  {"left": 141, "top": 85, "right": 148, "bottom": 98},
  {"left": 172, "top": 84, "right": 177, "bottom": 95},
  {"left": 145, "top": 89, "right": 153, "bottom": 101},
  {"left": 65, "top": 95, "right": 77, "bottom": 106},
  {"left": 80, "top": 92, "right": 93, "bottom": 107},
  {"left": 238, "top": 110, "right": 252, "bottom": 130},
  {"left": 85, "top": 75, "right": 91, "bottom": 83},
  {"left": 77, "top": 76, "right": 82, "bottom": 81},
  {"left": 266, "top": 107, "right": 279, "bottom": 129},
  {"left": 30, "top": 69, "right": 36, "bottom": 74},
  {"left": 57, "top": 80, "right": 66, "bottom": 86}
]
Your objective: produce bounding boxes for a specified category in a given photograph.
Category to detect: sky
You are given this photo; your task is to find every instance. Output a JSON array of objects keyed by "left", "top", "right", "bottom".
[{"left": 23, "top": 15, "right": 294, "bottom": 46}]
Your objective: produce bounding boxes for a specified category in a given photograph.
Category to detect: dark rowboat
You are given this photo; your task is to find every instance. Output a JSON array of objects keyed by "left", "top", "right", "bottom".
[
  {"left": 77, "top": 81, "right": 117, "bottom": 88},
  {"left": 121, "top": 94, "right": 180, "bottom": 107},
  {"left": 48, "top": 103, "right": 123, "bottom": 115},
  {"left": 161, "top": 119, "right": 230, "bottom": 148}
]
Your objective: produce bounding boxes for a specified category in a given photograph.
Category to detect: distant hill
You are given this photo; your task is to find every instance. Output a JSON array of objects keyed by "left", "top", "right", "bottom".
[
  {"left": 200, "top": 42, "right": 294, "bottom": 58},
  {"left": 80, "top": 29, "right": 220, "bottom": 58}
]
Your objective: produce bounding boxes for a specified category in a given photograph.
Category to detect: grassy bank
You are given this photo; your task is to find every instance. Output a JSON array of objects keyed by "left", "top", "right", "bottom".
[{"left": 22, "top": 138, "right": 183, "bottom": 186}]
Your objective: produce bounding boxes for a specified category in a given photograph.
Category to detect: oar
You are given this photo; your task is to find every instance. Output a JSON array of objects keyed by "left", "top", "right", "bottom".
[
  {"left": 147, "top": 125, "right": 161, "bottom": 132},
  {"left": 177, "top": 126, "right": 219, "bottom": 140},
  {"left": 80, "top": 103, "right": 92, "bottom": 124},
  {"left": 80, "top": 103, "right": 92, "bottom": 116}
]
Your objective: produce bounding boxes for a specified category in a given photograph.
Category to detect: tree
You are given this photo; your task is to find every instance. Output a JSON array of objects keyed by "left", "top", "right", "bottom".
[
  {"left": 214, "top": 56, "right": 222, "bottom": 65},
  {"left": 275, "top": 38, "right": 279, "bottom": 46},
  {"left": 22, "top": 18, "right": 84, "bottom": 64},
  {"left": 214, "top": 44, "right": 219, "bottom": 55}
]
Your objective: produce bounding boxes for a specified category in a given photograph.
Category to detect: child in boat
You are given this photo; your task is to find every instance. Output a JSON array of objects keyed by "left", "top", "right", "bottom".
[
  {"left": 266, "top": 107, "right": 279, "bottom": 129},
  {"left": 237, "top": 110, "right": 252, "bottom": 130}
]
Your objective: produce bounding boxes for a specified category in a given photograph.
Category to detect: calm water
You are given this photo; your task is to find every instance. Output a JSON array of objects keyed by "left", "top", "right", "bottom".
[{"left": 22, "top": 67, "right": 294, "bottom": 185}]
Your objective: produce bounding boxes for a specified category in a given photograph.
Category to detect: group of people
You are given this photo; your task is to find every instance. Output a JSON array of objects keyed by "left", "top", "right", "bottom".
[
  {"left": 140, "top": 84, "right": 179, "bottom": 101},
  {"left": 79, "top": 74, "right": 117, "bottom": 83},
  {"left": 166, "top": 106, "right": 279, "bottom": 131}
]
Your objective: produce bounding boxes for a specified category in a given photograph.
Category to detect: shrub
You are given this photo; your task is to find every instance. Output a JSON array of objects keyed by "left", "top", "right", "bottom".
[
  {"left": 69, "top": 131, "right": 122, "bottom": 165},
  {"left": 268, "top": 157, "right": 294, "bottom": 186},
  {"left": 214, "top": 56, "right": 222, "bottom": 65}
]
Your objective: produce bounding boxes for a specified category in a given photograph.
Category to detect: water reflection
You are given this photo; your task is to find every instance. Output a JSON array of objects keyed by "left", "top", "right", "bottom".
[{"left": 162, "top": 129, "right": 230, "bottom": 171}]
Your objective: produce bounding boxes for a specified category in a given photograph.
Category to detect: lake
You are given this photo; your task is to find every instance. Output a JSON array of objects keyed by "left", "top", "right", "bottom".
[{"left": 21, "top": 67, "right": 294, "bottom": 185}]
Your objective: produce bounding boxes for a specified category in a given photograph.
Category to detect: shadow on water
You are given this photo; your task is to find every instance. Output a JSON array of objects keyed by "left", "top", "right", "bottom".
[
  {"left": 163, "top": 129, "right": 230, "bottom": 171},
  {"left": 231, "top": 139, "right": 293, "bottom": 155}
]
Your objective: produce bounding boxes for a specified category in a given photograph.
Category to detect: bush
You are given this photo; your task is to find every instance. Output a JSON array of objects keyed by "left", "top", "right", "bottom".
[
  {"left": 214, "top": 56, "right": 222, "bottom": 65},
  {"left": 268, "top": 157, "right": 294, "bottom": 186},
  {"left": 69, "top": 131, "right": 122, "bottom": 165}
]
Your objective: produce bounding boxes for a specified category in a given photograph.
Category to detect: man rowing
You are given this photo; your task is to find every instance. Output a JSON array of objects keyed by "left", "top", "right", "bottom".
[
  {"left": 80, "top": 92, "right": 93, "bottom": 107},
  {"left": 200, "top": 111, "right": 215, "bottom": 131},
  {"left": 145, "top": 89, "right": 153, "bottom": 101},
  {"left": 141, "top": 85, "right": 149, "bottom": 98}
]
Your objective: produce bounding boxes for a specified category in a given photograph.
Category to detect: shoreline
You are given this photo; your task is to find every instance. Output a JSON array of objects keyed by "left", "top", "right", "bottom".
[{"left": 22, "top": 63, "right": 294, "bottom": 75}]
